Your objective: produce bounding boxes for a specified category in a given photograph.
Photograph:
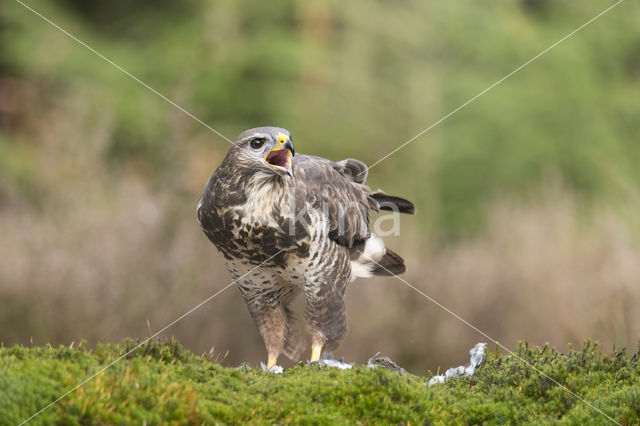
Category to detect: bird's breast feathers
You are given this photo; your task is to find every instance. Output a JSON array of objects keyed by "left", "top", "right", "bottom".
[{"left": 198, "top": 177, "right": 320, "bottom": 265}]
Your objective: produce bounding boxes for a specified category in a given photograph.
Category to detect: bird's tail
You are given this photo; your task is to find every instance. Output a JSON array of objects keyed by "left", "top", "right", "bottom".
[
  {"left": 371, "top": 248, "right": 406, "bottom": 276},
  {"left": 350, "top": 234, "right": 407, "bottom": 279},
  {"left": 371, "top": 192, "right": 415, "bottom": 214}
]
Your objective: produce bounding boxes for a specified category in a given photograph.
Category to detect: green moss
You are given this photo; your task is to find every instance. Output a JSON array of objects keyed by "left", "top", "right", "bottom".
[{"left": 1, "top": 340, "right": 638, "bottom": 425}]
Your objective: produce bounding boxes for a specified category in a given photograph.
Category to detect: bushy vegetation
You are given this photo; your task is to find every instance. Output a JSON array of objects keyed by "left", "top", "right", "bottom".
[
  {"left": 2, "top": 1, "right": 639, "bottom": 236},
  {"left": 1, "top": 0, "right": 640, "bottom": 376},
  {"left": 1, "top": 339, "right": 639, "bottom": 425}
]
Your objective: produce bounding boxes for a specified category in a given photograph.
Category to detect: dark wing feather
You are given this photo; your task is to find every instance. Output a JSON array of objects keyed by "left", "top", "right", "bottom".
[
  {"left": 370, "top": 191, "right": 415, "bottom": 214},
  {"left": 294, "top": 155, "right": 378, "bottom": 248}
]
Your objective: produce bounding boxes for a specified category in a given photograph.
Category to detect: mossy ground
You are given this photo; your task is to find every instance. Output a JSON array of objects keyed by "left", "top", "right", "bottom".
[{"left": 1, "top": 339, "right": 639, "bottom": 425}]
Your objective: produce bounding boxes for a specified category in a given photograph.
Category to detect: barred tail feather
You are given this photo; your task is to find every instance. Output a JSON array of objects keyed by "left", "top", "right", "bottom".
[{"left": 371, "top": 249, "right": 405, "bottom": 276}]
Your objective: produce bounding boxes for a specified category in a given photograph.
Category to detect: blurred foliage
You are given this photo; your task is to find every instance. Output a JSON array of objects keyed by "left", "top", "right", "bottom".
[
  {"left": 1, "top": 0, "right": 640, "bottom": 376},
  {"left": 1, "top": 339, "right": 639, "bottom": 424},
  {"left": 1, "top": 0, "right": 639, "bottom": 238}
]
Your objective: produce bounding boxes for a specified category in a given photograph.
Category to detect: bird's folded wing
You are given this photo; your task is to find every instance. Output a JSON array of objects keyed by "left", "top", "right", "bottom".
[{"left": 294, "top": 155, "right": 378, "bottom": 248}]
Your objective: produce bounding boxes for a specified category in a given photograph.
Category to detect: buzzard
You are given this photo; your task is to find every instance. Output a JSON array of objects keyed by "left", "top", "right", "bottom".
[{"left": 197, "top": 127, "right": 414, "bottom": 368}]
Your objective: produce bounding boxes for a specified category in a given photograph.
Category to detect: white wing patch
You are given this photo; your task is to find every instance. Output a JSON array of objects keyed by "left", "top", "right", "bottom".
[{"left": 350, "top": 234, "right": 386, "bottom": 280}]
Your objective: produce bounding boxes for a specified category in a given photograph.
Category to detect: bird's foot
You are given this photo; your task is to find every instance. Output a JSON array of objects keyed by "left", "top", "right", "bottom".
[
  {"left": 260, "top": 362, "right": 283, "bottom": 374},
  {"left": 310, "top": 344, "right": 322, "bottom": 362}
]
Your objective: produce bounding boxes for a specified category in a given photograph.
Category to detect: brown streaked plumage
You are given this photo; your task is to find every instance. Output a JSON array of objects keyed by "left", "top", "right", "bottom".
[{"left": 197, "top": 126, "right": 414, "bottom": 367}]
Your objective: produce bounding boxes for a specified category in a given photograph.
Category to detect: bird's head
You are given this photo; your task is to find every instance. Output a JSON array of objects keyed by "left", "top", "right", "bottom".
[{"left": 228, "top": 127, "right": 295, "bottom": 177}]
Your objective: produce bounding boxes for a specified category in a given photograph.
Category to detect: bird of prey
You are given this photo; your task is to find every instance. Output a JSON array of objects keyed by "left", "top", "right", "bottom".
[{"left": 197, "top": 127, "right": 414, "bottom": 368}]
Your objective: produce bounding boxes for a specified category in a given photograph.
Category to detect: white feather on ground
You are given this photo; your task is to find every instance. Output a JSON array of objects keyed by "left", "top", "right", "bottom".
[{"left": 426, "top": 343, "right": 487, "bottom": 385}]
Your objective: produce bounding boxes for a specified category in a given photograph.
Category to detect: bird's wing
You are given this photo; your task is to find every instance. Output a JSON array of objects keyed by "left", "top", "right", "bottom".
[
  {"left": 293, "top": 155, "right": 378, "bottom": 248},
  {"left": 329, "top": 158, "right": 369, "bottom": 184}
]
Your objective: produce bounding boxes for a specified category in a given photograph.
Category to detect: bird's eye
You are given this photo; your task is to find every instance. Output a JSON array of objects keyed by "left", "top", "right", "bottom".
[{"left": 250, "top": 138, "right": 265, "bottom": 150}]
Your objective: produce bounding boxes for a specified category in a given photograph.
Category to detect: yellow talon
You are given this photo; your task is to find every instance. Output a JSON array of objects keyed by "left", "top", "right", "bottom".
[
  {"left": 267, "top": 356, "right": 278, "bottom": 369},
  {"left": 310, "top": 345, "right": 322, "bottom": 362}
]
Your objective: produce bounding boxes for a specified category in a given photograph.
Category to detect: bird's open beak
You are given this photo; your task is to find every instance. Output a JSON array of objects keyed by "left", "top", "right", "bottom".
[{"left": 265, "top": 134, "right": 295, "bottom": 177}]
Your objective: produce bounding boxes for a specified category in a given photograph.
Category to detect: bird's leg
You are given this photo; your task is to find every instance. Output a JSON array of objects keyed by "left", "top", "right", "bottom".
[
  {"left": 303, "top": 250, "right": 350, "bottom": 362},
  {"left": 267, "top": 353, "right": 279, "bottom": 369},
  {"left": 241, "top": 288, "right": 287, "bottom": 369},
  {"left": 253, "top": 305, "right": 286, "bottom": 369},
  {"left": 304, "top": 285, "right": 347, "bottom": 362},
  {"left": 282, "top": 303, "right": 306, "bottom": 362},
  {"left": 310, "top": 341, "right": 323, "bottom": 362}
]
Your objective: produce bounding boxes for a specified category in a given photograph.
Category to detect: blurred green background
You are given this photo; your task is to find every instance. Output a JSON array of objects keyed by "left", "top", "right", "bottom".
[{"left": 1, "top": 0, "right": 639, "bottom": 372}]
